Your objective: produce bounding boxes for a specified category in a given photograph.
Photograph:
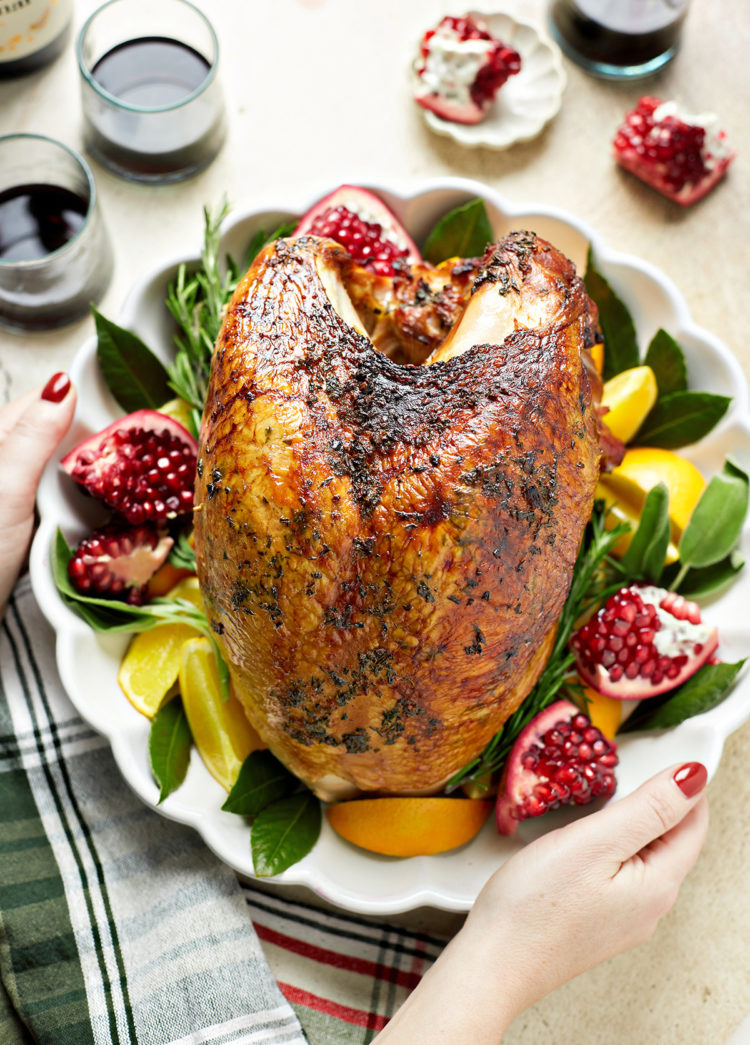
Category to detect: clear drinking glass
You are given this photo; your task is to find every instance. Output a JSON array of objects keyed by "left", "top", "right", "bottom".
[
  {"left": 77, "top": 0, "right": 226, "bottom": 182},
  {"left": 548, "top": 0, "right": 691, "bottom": 79},
  {"left": 0, "top": 134, "right": 113, "bottom": 332}
]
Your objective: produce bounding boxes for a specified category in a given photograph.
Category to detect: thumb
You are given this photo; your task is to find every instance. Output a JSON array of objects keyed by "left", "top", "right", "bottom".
[
  {"left": 0, "top": 374, "right": 77, "bottom": 530},
  {"left": 578, "top": 761, "right": 708, "bottom": 863}
]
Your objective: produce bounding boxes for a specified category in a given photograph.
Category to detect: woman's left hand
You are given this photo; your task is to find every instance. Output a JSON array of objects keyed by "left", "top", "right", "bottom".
[{"left": 0, "top": 373, "right": 76, "bottom": 614}]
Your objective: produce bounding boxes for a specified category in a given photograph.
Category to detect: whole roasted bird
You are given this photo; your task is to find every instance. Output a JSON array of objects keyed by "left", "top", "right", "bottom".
[{"left": 194, "top": 231, "right": 604, "bottom": 800}]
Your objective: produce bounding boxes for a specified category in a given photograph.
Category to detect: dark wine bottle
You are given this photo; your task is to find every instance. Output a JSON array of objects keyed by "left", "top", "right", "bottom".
[{"left": 0, "top": 0, "right": 73, "bottom": 79}]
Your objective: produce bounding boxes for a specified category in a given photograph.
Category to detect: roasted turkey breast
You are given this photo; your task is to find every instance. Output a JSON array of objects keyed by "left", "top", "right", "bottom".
[{"left": 194, "top": 232, "right": 602, "bottom": 800}]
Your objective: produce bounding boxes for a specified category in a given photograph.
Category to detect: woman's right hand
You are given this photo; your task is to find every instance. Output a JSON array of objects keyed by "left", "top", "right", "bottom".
[{"left": 376, "top": 761, "right": 708, "bottom": 1044}]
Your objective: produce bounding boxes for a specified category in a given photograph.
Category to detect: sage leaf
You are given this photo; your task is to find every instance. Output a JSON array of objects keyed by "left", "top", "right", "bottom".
[
  {"left": 222, "top": 750, "right": 297, "bottom": 816},
  {"left": 678, "top": 470, "right": 749, "bottom": 569},
  {"left": 247, "top": 220, "right": 297, "bottom": 265},
  {"left": 618, "top": 660, "right": 746, "bottom": 733},
  {"left": 620, "top": 483, "right": 670, "bottom": 581},
  {"left": 644, "top": 328, "right": 688, "bottom": 396},
  {"left": 92, "top": 306, "right": 171, "bottom": 413},
  {"left": 584, "top": 248, "right": 639, "bottom": 380},
  {"left": 167, "top": 533, "right": 197, "bottom": 572},
  {"left": 422, "top": 199, "right": 493, "bottom": 265},
  {"left": 251, "top": 792, "right": 322, "bottom": 877},
  {"left": 633, "top": 391, "right": 731, "bottom": 449},
  {"left": 662, "top": 550, "right": 745, "bottom": 599},
  {"left": 724, "top": 457, "right": 749, "bottom": 484},
  {"left": 149, "top": 698, "right": 192, "bottom": 802}
]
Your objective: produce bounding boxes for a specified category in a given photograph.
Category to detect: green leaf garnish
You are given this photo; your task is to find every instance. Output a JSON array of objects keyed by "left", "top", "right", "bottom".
[
  {"left": 644, "top": 328, "right": 688, "bottom": 397},
  {"left": 246, "top": 220, "right": 297, "bottom": 266},
  {"left": 584, "top": 247, "right": 640, "bottom": 380},
  {"left": 633, "top": 390, "right": 731, "bottom": 449},
  {"left": 619, "top": 482, "right": 671, "bottom": 582},
  {"left": 93, "top": 305, "right": 171, "bottom": 413},
  {"left": 251, "top": 792, "right": 322, "bottom": 877},
  {"left": 167, "top": 533, "right": 197, "bottom": 572},
  {"left": 422, "top": 199, "right": 493, "bottom": 265},
  {"left": 663, "top": 551, "right": 745, "bottom": 599},
  {"left": 221, "top": 750, "right": 298, "bottom": 817},
  {"left": 165, "top": 198, "right": 236, "bottom": 428},
  {"left": 149, "top": 697, "right": 192, "bottom": 802},
  {"left": 674, "top": 466, "right": 748, "bottom": 578},
  {"left": 618, "top": 660, "right": 746, "bottom": 733}
]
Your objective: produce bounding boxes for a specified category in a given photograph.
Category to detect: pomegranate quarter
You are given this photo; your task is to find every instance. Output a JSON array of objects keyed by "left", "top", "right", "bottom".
[{"left": 572, "top": 585, "right": 718, "bottom": 700}]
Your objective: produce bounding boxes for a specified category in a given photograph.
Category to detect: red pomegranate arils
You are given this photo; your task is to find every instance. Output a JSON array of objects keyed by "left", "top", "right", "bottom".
[
  {"left": 68, "top": 524, "right": 173, "bottom": 605},
  {"left": 572, "top": 584, "right": 718, "bottom": 700}
]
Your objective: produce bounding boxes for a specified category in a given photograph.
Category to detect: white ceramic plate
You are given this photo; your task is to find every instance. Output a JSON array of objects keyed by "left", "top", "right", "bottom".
[
  {"left": 414, "top": 12, "right": 566, "bottom": 149},
  {"left": 30, "top": 178, "right": 750, "bottom": 915}
]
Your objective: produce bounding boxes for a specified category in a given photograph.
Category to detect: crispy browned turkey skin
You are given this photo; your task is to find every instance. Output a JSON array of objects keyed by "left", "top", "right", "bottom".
[{"left": 194, "top": 232, "right": 602, "bottom": 800}]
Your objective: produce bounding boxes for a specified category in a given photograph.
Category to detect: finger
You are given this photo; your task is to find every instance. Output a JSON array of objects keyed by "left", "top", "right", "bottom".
[
  {"left": 637, "top": 794, "right": 709, "bottom": 880},
  {"left": 0, "top": 375, "right": 77, "bottom": 529},
  {"left": 576, "top": 761, "right": 708, "bottom": 865},
  {"left": 0, "top": 386, "right": 42, "bottom": 439}
]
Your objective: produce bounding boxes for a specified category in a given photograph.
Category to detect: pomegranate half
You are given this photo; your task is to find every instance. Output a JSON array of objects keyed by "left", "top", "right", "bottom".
[
  {"left": 293, "top": 185, "right": 421, "bottom": 276},
  {"left": 572, "top": 584, "right": 718, "bottom": 700},
  {"left": 495, "top": 700, "right": 618, "bottom": 835},
  {"left": 61, "top": 409, "right": 198, "bottom": 526}
]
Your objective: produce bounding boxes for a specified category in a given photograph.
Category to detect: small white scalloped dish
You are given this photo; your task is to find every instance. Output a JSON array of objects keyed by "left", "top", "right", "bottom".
[
  {"left": 415, "top": 12, "right": 566, "bottom": 149},
  {"left": 30, "top": 178, "right": 750, "bottom": 915}
]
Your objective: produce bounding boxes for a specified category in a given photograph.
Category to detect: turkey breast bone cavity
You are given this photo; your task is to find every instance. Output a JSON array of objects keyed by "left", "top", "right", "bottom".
[{"left": 194, "top": 232, "right": 602, "bottom": 801}]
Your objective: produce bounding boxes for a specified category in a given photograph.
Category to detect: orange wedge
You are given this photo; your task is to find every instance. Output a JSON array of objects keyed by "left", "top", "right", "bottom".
[
  {"left": 179, "top": 637, "right": 264, "bottom": 791},
  {"left": 118, "top": 578, "right": 204, "bottom": 717},
  {"left": 590, "top": 341, "right": 604, "bottom": 376},
  {"left": 582, "top": 686, "right": 622, "bottom": 739},
  {"left": 326, "top": 797, "right": 493, "bottom": 857}
]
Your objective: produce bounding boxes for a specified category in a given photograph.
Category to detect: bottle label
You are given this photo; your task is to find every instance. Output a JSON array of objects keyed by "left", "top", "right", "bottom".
[
  {"left": 575, "top": 0, "right": 689, "bottom": 34},
  {"left": 0, "top": 0, "right": 72, "bottom": 63}
]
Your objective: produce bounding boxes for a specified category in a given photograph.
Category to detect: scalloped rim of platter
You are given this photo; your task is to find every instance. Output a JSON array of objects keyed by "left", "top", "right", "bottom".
[
  {"left": 415, "top": 11, "right": 566, "bottom": 149},
  {"left": 30, "top": 176, "right": 750, "bottom": 915}
]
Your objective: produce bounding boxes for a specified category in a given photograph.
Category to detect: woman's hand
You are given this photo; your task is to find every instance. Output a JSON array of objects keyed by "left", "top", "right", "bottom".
[
  {"left": 0, "top": 373, "right": 76, "bottom": 613},
  {"left": 376, "top": 761, "right": 708, "bottom": 1044}
]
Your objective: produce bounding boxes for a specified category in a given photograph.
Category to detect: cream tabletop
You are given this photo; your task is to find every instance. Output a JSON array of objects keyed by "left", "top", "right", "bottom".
[{"left": 1, "top": 1, "right": 749, "bottom": 1043}]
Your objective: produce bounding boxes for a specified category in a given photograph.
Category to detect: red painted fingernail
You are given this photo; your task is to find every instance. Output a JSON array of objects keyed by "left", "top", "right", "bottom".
[
  {"left": 674, "top": 762, "right": 707, "bottom": 798},
  {"left": 40, "top": 372, "right": 71, "bottom": 403}
]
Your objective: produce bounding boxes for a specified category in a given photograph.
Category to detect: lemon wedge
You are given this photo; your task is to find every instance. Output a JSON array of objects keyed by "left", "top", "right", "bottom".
[
  {"left": 600, "top": 365, "right": 658, "bottom": 443},
  {"left": 158, "top": 397, "right": 194, "bottom": 431},
  {"left": 118, "top": 577, "right": 204, "bottom": 717},
  {"left": 179, "top": 637, "right": 264, "bottom": 791},
  {"left": 598, "top": 446, "right": 706, "bottom": 563}
]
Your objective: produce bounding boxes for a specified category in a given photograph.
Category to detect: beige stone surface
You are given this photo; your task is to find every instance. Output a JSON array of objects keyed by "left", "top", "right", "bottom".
[{"left": 2, "top": 1, "right": 749, "bottom": 1041}]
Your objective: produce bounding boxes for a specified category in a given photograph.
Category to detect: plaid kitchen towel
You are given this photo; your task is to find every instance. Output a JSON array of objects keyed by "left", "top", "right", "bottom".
[{"left": 0, "top": 577, "right": 444, "bottom": 1045}]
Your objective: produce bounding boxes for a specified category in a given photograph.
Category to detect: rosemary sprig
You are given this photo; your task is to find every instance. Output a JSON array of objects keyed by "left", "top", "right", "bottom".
[
  {"left": 165, "top": 204, "right": 298, "bottom": 438},
  {"left": 447, "top": 503, "right": 629, "bottom": 790},
  {"left": 166, "top": 197, "right": 236, "bottom": 429}
]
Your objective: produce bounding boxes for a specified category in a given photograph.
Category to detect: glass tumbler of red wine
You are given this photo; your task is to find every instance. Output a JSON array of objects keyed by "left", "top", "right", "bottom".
[
  {"left": 77, "top": 0, "right": 226, "bottom": 182},
  {"left": 0, "top": 134, "right": 113, "bottom": 332}
]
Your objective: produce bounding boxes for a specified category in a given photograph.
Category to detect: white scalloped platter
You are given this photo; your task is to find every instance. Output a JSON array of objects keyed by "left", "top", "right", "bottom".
[
  {"left": 415, "top": 12, "right": 566, "bottom": 149},
  {"left": 30, "top": 178, "right": 750, "bottom": 915}
]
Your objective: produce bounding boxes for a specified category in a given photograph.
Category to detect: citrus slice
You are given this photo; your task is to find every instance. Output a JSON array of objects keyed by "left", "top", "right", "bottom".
[
  {"left": 590, "top": 340, "right": 604, "bottom": 376},
  {"left": 118, "top": 577, "right": 205, "bottom": 717},
  {"left": 600, "top": 365, "right": 657, "bottom": 443},
  {"left": 158, "top": 396, "right": 194, "bottom": 430},
  {"left": 581, "top": 686, "right": 622, "bottom": 739},
  {"left": 326, "top": 797, "right": 493, "bottom": 857},
  {"left": 146, "top": 561, "right": 195, "bottom": 598},
  {"left": 601, "top": 447, "right": 705, "bottom": 533},
  {"left": 179, "top": 637, "right": 264, "bottom": 791}
]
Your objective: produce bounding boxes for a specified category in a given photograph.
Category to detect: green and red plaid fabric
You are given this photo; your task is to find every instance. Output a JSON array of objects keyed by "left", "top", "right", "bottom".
[{"left": 0, "top": 578, "right": 443, "bottom": 1044}]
